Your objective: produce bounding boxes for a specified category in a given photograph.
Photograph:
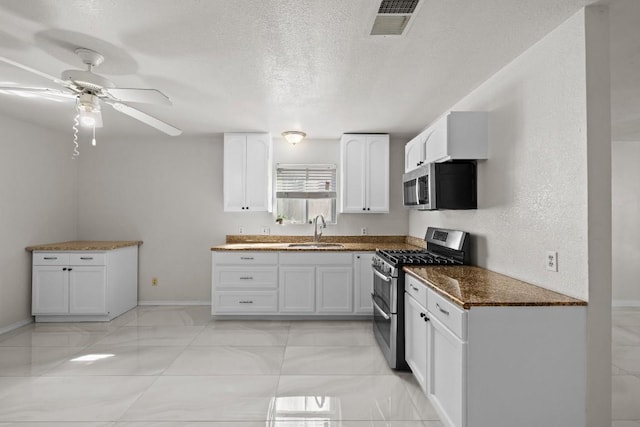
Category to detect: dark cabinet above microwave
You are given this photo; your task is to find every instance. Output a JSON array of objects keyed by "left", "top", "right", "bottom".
[{"left": 402, "top": 161, "right": 477, "bottom": 210}]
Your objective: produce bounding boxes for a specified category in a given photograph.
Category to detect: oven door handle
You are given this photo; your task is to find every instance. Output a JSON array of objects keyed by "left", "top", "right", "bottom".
[
  {"left": 372, "top": 268, "right": 392, "bottom": 282},
  {"left": 371, "top": 294, "right": 391, "bottom": 320}
]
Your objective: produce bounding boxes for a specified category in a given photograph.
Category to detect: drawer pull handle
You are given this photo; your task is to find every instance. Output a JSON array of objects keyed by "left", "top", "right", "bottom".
[
  {"left": 43, "top": 257, "right": 58, "bottom": 260},
  {"left": 410, "top": 284, "right": 419, "bottom": 292},
  {"left": 436, "top": 303, "right": 449, "bottom": 316},
  {"left": 240, "top": 257, "right": 254, "bottom": 260},
  {"left": 80, "top": 257, "right": 94, "bottom": 260},
  {"left": 239, "top": 277, "right": 254, "bottom": 280},
  {"left": 239, "top": 300, "right": 254, "bottom": 304}
]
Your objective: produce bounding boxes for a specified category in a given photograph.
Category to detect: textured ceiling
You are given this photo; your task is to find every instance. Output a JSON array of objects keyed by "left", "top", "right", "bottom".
[{"left": 0, "top": 0, "right": 635, "bottom": 141}]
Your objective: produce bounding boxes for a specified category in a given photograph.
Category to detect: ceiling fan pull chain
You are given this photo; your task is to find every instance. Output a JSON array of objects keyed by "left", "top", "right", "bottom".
[
  {"left": 92, "top": 125, "right": 97, "bottom": 147},
  {"left": 72, "top": 114, "right": 80, "bottom": 159}
]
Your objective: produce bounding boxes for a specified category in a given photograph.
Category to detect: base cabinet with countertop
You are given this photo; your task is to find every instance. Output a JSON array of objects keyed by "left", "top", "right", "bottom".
[
  {"left": 404, "top": 270, "right": 586, "bottom": 427},
  {"left": 28, "top": 242, "right": 140, "bottom": 322}
]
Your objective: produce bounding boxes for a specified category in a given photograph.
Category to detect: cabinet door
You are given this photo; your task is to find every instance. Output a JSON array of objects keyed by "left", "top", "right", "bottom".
[
  {"left": 279, "top": 266, "right": 315, "bottom": 313},
  {"left": 32, "top": 266, "right": 69, "bottom": 314},
  {"left": 340, "top": 135, "right": 367, "bottom": 213},
  {"left": 365, "top": 135, "right": 389, "bottom": 212},
  {"left": 428, "top": 314, "right": 466, "bottom": 427},
  {"left": 425, "top": 116, "right": 449, "bottom": 164},
  {"left": 405, "top": 293, "right": 429, "bottom": 393},
  {"left": 353, "top": 253, "right": 374, "bottom": 314},
  {"left": 223, "top": 134, "right": 247, "bottom": 211},
  {"left": 69, "top": 266, "right": 107, "bottom": 314},
  {"left": 405, "top": 137, "right": 424, "bottom": 172},
  {"left": 316, "top": 266, "right": 353, "bottom": 313},
  {"left": 244, "top": 133, "right": 272, "bottom": 211}
]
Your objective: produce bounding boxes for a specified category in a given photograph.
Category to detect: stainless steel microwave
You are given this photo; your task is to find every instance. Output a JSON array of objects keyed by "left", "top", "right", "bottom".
[{"left": 402, "top": 162, "right": 477, "bottom": 210}]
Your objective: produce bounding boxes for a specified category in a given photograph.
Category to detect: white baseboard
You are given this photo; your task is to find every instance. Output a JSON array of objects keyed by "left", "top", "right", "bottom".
[
  {"left": 138, "top": 300, "right": 210, "bottom": 306},
  {"left": 0, "top": 318, "right": 33, "bottom": 336},
  {"left": 612, "top": 300, "right": 640, "bottom": 308}
]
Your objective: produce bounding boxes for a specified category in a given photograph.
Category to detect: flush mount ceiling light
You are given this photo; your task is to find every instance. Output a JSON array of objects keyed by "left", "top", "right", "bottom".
[{"left": 282, "top": 130, "right": 306, "bottom": 145}]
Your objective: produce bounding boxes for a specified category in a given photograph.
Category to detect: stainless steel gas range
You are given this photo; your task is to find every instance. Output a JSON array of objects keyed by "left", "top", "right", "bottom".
[{"left": 371, "top": 227, "right": 470, "bottom": 370}]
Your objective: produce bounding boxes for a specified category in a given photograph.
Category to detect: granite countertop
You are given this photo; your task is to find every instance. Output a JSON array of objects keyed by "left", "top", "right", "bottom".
[
  {"left": 26, "top": 240, "right": 143, "bottom": 252},
  {"left": 405, "top": 265, "right": 587, "bottom": 309},
  {"left": 211, "top": 235, "right": 424, "bottom": 252}
]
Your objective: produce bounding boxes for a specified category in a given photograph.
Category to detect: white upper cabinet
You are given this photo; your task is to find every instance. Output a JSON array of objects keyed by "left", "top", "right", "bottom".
[
  {"left": 405, "top": 112, "right": 488, "bottom": 172},
  {"left": 223, "top": 133, "right": 272, "bottom": 212},
  {"left": 340, "top": 134, "right": 389, "bottom": 213},
  {"left": 424, "top": 111, "right": 488, "bottom": 164}
]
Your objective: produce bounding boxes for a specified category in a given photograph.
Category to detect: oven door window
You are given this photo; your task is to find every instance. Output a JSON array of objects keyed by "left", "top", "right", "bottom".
[{"left": 417, "top": 174, "right": 429, "bottom": 204}]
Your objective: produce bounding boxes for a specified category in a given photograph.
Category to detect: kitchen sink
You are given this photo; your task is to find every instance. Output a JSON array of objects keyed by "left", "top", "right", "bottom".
[{"left": 287, "top": 242, "right": 344, "bottom": 248}]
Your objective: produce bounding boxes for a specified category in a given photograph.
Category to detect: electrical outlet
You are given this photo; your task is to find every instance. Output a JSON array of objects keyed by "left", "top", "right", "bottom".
[
  {"left": 238, "top": 226, "right": 245, "bottom": 234},
  {"left": 261, "top": 226, "right": 270, "bottom": 235},
  {"left": 361, "top": 227, "right": 368, "bottom": 236},
  {"left": 546, "top": 251, "right": 558, "bottom": 272},
  {"left": 152, "top": 277, "right": 158, "bottom": 286}
]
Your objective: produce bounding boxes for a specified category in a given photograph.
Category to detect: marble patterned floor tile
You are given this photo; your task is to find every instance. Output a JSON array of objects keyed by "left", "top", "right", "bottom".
[
  {"left": 191, "top": 326, "right": 289, "bottom": 346},
  {"left": 0, "top": 346, "right": 83, "bottom": 376},
  {"left": 120, "top": 376, "right": 279, "bottom": 421},
  {"left": 287, "top": 325, "right": 376, "bottom": 346},
  {"left": 112, "top": 423, "right": 264, "bottom": 426},
  {"left": 614, "top": 325, "right": 640, "bottom": 346},
  {"left": 0, "top": 423, "right": 114, "bottom": 426},
  {"left": 124, "top": 306, "right": 212, "bottom": 326},
  {"left": 422, "top": 422, "right": 445, "bottom": 427},
  {"left": 208, "top": 320, "right": 292, "bottom": 330},
  {"left": 281, "top": 346, "right": 392, "bottom": 375},
  {"left": 612, "top": 421, "right": 640, "bottom": 427},
  {"left": 613, "top": 375, "right": 640, "bottom": 421},
  {"left": 0, "top": 376, "right": 156, "bottom": 421},
  {"left": 267, "top": 422, "right": 428, "bottom": 426},
  {"left": 276, "top": 375, "right": 422, "bottom": 421},
  {"left": 43, "top": 344, "right": 184, "bottom": 376},
  {"left": 92, "top": 326, "right": 204, "bottom": 346},
  {"left": 396, "top": 373, "right": 440, "bottom": 421},
  {"left": 164, "top": 346, "right": 284, "bottom": 375},
  {"left": 614, "top": 346, "right": 640, "bottom": 375},
  {"left": 0, "top": 327, "right": 108, "bottom": 348},
  {"left": 288, "top": 320, "right": 371, "bottom": 331},
  {"left": 613, "top": 309, "right": 640, "bottom": 327}
]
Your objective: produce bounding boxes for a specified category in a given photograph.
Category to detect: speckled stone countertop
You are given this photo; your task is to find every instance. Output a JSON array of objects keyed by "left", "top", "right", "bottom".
[
  {"left": 26, "top": 241, "right": 143, "bottom": 251},
  {"left": 405, "top": 265, "right": 587, "bottom": 309},
  {"left": 212, "top": 235, "right": 423, "bottom": 251}
]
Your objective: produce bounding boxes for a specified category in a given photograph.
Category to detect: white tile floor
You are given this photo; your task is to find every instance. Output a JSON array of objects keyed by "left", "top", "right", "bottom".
[
  {"left": 2, "top": 305, "right": 636, "bottom": 426},
  {"left": 0, "top": 306, "right": 443, "bottom": 426},
  {"left": 613, "top": 307, "right": 640, "bottom": 427}
]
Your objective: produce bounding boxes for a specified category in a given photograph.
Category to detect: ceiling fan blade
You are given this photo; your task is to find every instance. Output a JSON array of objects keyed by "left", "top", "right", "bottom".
[
  {"left": 104, "top": 88, "right": 172, "bottom": 105},
  {"left": 0, "top": 86, "right": 76, "bottom": 101},
  {"left": 0, "top": 56, "right": 70, "bottom": 88},
  {"left": 107, "top": 102, "right": 182, "bottom": 136}
]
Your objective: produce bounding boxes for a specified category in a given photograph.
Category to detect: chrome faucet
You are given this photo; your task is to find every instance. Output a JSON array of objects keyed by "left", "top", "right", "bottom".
[{"left": 313, "top": 214, "right": 326, "bottom": 242}]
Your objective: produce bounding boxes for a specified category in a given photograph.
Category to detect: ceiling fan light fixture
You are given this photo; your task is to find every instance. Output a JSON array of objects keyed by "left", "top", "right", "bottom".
[
  {"left": 76, "top": 93, "right": 102, "bottom": 128},
  {"left": 282, "top": 130, "right": 306, "bottom": 145}
]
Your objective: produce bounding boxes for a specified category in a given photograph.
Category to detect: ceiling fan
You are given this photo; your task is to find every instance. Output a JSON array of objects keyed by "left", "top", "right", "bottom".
[{"left": 0, "top": 48, "right": 182, "bottom": 136}]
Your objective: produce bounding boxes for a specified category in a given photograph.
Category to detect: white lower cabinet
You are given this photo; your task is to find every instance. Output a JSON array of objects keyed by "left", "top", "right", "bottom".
[
  {"left": 353, "top": 252, "right": 374, "bottom": 314},
  {"left": 405, "top": 274, "right": 586, "bottom": 427},
  {"left": 31, "top": 246, "right": 138, "bottom": 322},
  {"left": 212, "top": 251, "right": 358, "bottom": 316}
]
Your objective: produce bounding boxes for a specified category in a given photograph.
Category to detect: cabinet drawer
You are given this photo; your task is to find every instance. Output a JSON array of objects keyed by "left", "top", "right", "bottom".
[
  {"left": 33, "top": 253, "right": 70, "bottom": 266},
  {"left": 216, "top": 267, "right": 277, "bottom": 289},
  {"left": 213, "top": 291, "right": 277, "bottom": 313},
  {"left": 427, "top": 288, "right": 467, "bottom": 340},
  {"left": 69, "top": 253, "right": 106, "bottom": 266},
  {"left": 405, "top": 275, "right": 427, "bottom": 308},
  {"left": 214, "top": 252, "right": 278, "bottom": 265}
]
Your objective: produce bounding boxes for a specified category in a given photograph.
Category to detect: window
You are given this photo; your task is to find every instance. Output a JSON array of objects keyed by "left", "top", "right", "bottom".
[{"left": 275, "top": 164, "right": 337, "bottom": 224}]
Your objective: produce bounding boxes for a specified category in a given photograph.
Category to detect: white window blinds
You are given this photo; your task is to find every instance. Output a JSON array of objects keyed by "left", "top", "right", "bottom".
[{"left": 276, "top": 164, "right": 337, "bottom": 199}]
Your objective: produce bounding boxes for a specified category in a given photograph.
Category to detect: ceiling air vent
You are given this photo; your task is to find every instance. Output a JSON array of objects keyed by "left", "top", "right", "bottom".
[{"left": 371, "top": 0, "right": 421, "bottom": 36}]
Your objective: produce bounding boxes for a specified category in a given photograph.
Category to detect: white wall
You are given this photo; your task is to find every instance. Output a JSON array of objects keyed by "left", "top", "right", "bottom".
[
  {"left": 77, "top": 134, "right": 408, "bottom": 304},
  {"left": 0, "top": 115, "right": 77, "bottom": 332},
  {"left": 407, "top": 7, "right": 610, "bottom": 426},
  {"left": 612, "top": 141, "right": 640, "bottom": 306}
]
